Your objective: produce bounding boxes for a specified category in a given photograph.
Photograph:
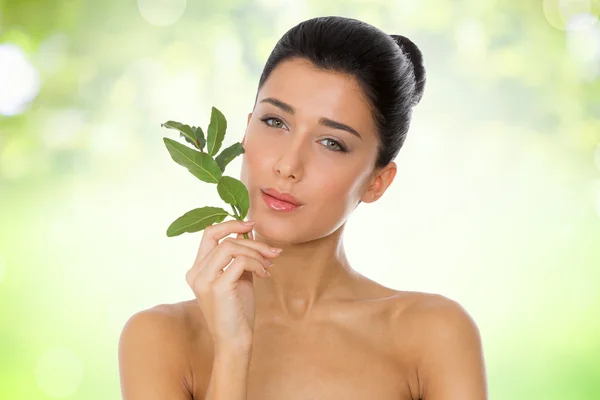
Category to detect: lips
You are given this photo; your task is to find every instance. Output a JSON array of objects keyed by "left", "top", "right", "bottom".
[
  {"left": 261, "top": 191, "right": 299, "bottom": 212},
  {"left": 261, "top": 188, "right": 302, "bottom": 206}
]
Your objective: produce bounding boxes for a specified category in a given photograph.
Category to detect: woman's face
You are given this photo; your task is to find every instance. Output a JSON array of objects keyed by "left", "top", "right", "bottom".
[{"left": 240, "top": 57, "right": 390, "bottom": 244}]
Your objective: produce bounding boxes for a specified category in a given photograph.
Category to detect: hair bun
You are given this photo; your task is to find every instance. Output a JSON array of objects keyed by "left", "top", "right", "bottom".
[{"left": 390, "top": 34, "right": 426, "bottom": 105}]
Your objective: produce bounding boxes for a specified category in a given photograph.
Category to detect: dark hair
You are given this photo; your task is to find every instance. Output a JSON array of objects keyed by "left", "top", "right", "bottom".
[{"left": 254, "top": 16, "right": 426, "bottom": 171}]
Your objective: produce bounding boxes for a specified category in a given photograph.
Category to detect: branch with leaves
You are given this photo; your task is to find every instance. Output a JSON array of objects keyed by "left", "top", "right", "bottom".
[{"left": 161, "top": 106, "right": 250, "bottom": 239}]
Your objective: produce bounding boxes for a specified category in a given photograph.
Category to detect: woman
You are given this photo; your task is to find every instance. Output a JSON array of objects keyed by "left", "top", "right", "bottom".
[{"left": 119, "top": 16, "right": 487, "bottom": 399}]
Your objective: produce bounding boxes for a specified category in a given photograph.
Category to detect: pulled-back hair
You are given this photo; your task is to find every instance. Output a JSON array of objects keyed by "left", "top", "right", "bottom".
[{"left": 254, "top": 16, "right": 426, "bottom": 170}]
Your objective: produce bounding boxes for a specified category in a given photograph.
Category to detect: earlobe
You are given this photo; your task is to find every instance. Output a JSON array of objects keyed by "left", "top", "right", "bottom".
[
  {"left": 360, "top": 184, "right": 378, "bottom": 204},
  {"left": 361, "top": 192, "right": 377, "bottom": 203},
  {"left": 360, "top": 177, "right": 378, "bottom": 204}
]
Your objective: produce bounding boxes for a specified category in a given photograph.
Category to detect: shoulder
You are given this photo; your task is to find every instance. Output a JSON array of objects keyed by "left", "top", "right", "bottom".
[
  {"left": 391, "top": 291, "right": 483, "bottom": 356},
  {"left": 118, "top": 300, "right": 204, "bottom": 399},
  {"left": 120, "top": 301, "right": 190, "bottom": 340},
  {"left": 120, "top": 299, "right": 206, "bottom": 350},
  {"left": 402, "top": 292, "right": 479, "bottom": 337},
  {"left": 119, "top": 302, "right": 188, "bottom": 366},
  {"left": 391, "top": 291, "right": 487, "bottom": 399},
  {"left": 118, "top": 301, "right": 202, "bottom": 378}
]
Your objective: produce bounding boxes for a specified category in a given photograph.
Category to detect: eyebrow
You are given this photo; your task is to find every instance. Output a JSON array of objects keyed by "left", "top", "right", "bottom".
[{"left": 259, "top": 97, "right": 363, "bottom": 141}]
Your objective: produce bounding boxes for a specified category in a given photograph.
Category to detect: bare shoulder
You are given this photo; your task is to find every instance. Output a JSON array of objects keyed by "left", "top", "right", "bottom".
[
  {"left": 118, "top": 300, "right": 204, "bottom": 399},
  {"left": 120, "top": 299, "right": 206, "bottom": 352},
  {"left": 398, "top": 291, "right": 479, "bottom": 332},
  {"left": 389, "top": 291, "right": 482, "bottom": 352},
  {"left": 390, "top": 291, "right": 487, "bottom": 399},
  {"left": 121, "top": 301, "right": 191, "bottom": 340}
]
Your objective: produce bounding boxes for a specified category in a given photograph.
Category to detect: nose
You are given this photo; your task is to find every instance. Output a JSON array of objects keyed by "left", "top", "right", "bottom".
[{"left": 273, "top": 141, "right": 305, "bottom": 181}]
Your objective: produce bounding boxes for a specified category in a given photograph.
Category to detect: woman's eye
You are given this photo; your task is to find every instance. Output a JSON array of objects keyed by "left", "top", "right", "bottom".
[
  {"left": 319, "top": 139, "right": 347, "bottom": 153},
  {"left": 261, "top": 117, "right": 286, "bottom": 129}
]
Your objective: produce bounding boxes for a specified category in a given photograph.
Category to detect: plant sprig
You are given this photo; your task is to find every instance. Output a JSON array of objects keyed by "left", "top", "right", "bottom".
[{"left": 161, "top": 106, "right": 249, "bottom": 238}]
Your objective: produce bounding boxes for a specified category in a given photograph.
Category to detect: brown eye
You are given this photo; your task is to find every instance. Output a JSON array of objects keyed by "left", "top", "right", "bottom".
[{"left": 260, "top": 116, "right": 286, "bottom": 129}]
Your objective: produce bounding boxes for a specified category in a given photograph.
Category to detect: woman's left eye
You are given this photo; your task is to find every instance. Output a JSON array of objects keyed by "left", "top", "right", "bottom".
[{"left": 318, "top": 139, "right": 347, "bottom": 153}]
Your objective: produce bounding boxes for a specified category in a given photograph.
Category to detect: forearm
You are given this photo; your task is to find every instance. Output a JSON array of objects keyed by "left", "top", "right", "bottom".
[{"left": 205, "top": 350, "right": 252, "bottom": 400}]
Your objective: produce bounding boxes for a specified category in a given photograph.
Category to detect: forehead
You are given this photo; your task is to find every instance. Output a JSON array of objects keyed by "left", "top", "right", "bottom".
[{"left": 257, "top": 58, "right": 376, "bottom": 136}]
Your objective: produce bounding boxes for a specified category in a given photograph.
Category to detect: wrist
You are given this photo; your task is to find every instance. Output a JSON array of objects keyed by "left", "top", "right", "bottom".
[
  {"left": 207, "top": 348, "right": 251, "bottom": 400},
  {"left": 215, "top": 343, "right": 253, "bottom": 360}
]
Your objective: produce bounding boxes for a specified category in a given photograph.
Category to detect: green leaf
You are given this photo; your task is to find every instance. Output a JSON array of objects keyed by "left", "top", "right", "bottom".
[
  {"left": 166, "top": 206, "right": 230, "bottom": 237},
  {"left": 206, "top": 106, "right": 227, "bottom": 156},
  {"left": 193, "top": 126, "right": 207, "bottom": 152},
  {"left": 163, "top": 137, "right": 222, "bottom": 183},
  {"left": 215, "top": 142, "right": 245, "bottom": 172},
  {"left": 217, "top": 176, "right": 250, "bottom": 219},
  {"left": 181, "top": 133, "right": 199, "bottom": 149},
  {"left": 161, "top": 121, "right": 198, "bottom": 149}
]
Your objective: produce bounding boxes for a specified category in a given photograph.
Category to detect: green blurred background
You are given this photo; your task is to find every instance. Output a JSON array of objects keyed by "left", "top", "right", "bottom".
[{"left": 1, "top": 0, "right": 599, "bottom": 398}]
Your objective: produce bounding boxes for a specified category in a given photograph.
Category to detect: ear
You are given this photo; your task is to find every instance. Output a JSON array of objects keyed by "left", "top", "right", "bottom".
[{"left": 360, "top": 162, "right": 397, "bottom": 203}]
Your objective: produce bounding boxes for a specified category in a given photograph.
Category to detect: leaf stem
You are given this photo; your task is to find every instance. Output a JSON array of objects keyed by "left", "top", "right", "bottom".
[{"left": 230, "top": 205, "right": 249, "bottom": 240}]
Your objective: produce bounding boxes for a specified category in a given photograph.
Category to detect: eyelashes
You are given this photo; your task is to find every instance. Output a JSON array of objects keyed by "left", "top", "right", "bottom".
[{"left": 258, "top": 116, "right": 348, "bottom": 153}]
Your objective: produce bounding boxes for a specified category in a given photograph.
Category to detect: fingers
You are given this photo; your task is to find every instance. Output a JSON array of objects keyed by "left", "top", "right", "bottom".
[
  {"left": 200, "top": 238, "right": 277, "bottom": 281},
  {"left": 220, "top": 255, "right": 269, "bottom": 286},
  {"left": 236, "top": 228, "right": 254, "bottom": 241},
  {"left": 187, "top": 237, "right": 281, "bottom": 288},
  {"left": 188, "top": 253, "right": 269, "bottom": 295},
  {"left": 195, "top": 220, "right": 255, "bottom": 264},
  {"left": 216, "top": 256, "right": 271, "bottom": 286},
  {"left": 225, "top": 238, "right": 281, "bottom": 260}
]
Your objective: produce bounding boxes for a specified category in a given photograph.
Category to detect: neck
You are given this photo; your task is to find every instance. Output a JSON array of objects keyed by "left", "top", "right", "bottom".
[{"left": 252, "top": 222, "right": 360, "bottom": 322}]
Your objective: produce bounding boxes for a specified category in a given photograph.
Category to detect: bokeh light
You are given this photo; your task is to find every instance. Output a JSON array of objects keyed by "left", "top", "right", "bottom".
[
  {"left": 34, "top": 347, "right": 84, "bottom": 398},
  {"left": 0, "top": 43, "right": 41, "bottom": 116},
  {"left": 566, "top": 23, "right": 600, "bottom": 80},
  {"left": 137, "top": 0, "right": 187, "bottom": 27},
  {"left": 543, "top": 0, "right": 600, "bottom": 30}
]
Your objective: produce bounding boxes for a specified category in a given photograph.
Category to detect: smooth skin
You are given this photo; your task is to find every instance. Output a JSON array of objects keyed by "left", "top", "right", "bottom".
[{"left": 119, "top": 57, "right": 487, "bottom": 399}]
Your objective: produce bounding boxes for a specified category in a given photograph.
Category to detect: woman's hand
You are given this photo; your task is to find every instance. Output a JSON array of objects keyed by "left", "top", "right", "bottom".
[{"left": 186, "top": 219, "right": 282, "bottom": 354}]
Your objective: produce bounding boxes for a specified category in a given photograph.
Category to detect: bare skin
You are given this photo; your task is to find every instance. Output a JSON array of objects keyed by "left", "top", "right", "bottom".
[
  {"left": 119, "top": 57, "right": 487, "bottom": 399},
  {"left": 119, "top": 288, "right": 486, "bottom": 399}
]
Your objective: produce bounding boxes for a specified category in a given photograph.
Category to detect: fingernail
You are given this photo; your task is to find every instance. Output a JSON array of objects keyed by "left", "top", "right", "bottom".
[
  {"left": 270, "top": 247, "right": 283, "bottom": 253},
  {"left": 264, "top": 259, "right": 273, "bottom": 267},
  {"left": 264, "top": 269, "right": 271, "bottom": 277},
  {"left": 243, "top": 220, "right": 255, "bottom": 226}
]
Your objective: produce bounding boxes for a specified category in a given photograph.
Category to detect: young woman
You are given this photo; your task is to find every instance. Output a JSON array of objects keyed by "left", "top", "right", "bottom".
[{"left": 119, "top": 16, "right": 487, "bottom": 400}]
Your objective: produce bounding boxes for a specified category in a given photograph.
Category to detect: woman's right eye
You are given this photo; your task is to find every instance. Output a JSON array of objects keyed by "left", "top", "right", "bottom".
[{"left": 260, "top": 116, "right": 287, "bottom": 129}]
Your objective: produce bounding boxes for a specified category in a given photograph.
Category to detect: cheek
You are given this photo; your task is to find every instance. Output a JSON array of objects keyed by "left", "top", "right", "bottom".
[
  {"left": 240, "top": 138, "right": 268, "bottom": 184},
  {"left": 243, "top": 139, "right": 267, "bottom": 167},
  {"left": 243, "top": 125, "right": 273, "bottom": 157},
  {"left": 310, "top": 171, "right": 360, "bottom": 203}
]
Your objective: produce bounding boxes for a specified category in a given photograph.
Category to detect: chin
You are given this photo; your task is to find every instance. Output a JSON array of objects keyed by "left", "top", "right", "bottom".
[{"left": 252, "top": 224, "right": 293, "bottom": 246}]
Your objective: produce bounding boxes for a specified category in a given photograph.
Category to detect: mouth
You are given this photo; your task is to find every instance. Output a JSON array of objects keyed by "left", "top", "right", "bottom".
[
  {"left": 261, "top": 188, "right": 303, "bottom": 206},
  {"left": 260, "top": 189, "right": 302, "bottom": 212}
]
